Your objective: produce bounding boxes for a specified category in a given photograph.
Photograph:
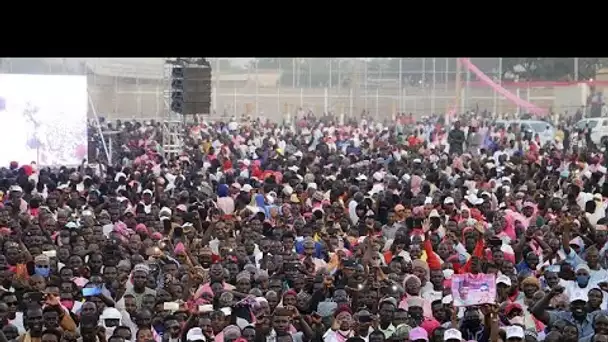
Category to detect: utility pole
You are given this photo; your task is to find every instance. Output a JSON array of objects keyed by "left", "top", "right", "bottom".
[
  {"left": 351, "top": 59, "right": 361, "bottom": 119},
  {"left": 455, "top": 58, "right": 463, "bottom": 120}
]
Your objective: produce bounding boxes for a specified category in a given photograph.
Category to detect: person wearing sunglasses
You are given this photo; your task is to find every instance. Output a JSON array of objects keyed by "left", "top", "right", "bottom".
[{"left": 2, "top": 293, "right": 23, "bottom": 334}]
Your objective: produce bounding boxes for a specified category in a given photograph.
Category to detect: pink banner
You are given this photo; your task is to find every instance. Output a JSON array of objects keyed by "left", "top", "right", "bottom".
[
  {"left": 459, "top": 58, "right": 548, "bottom": 116},
  {"left": 468, "top": 80, "right": 608, "bottom": 88}
]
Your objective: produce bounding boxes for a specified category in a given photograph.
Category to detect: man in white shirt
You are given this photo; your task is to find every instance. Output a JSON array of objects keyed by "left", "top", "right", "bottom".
[{"left": 3, "top": 293, "right": 25, "bottom": 334}]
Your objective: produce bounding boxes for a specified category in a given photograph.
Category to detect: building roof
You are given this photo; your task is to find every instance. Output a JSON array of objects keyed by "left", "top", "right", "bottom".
[
  {"left": 1, "top": 58, "right": 277, "bottom": 83},
  {"left": 82, "top": 59, "right": 271, "bottom": 83},
  {"left": 83, "top": 58, "right": 165, "bottom": 79}
]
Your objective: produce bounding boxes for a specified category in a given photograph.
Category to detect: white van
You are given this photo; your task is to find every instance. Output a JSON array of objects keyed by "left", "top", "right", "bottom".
[{"left": 574, "top": 118, "right": 608, "bottom": 146}]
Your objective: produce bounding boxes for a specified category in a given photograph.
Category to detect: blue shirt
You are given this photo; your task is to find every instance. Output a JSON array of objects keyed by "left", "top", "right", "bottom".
[
  {"left": 562, "top": 248, "right": 585, "bottom": 268},
  {"left": 295, "top": 240, "right": 325, "bottom": 259},
  {"left": 548, "top": 310, "right": 608, "bottom": 340},
  {"left": 516, "top": 261, "right": 534, "bottom": 276}
]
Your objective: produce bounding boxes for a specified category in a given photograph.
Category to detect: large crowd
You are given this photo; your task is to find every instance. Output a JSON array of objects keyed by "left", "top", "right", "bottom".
[{"left": 0, "top": 109, "right": 607, "bottom": 342}]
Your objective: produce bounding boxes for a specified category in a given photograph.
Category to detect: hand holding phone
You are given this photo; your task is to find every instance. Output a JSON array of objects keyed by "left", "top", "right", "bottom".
[
  {"left": 43, "top": 250, "right": 57, "bottom": 258},
  {"left": 358, "top": 314, "right": 372, "bottom": 323},
  {"left": 26, "top": 291, "right": 44, "bottom": 303},
  {"left": 46, "top": 293, "right": 60, "bottom": 306},
  {"left": 163, "top": 302, "right": 179, "bottom": 312},
  {"left": 199, "top": 304, "right": 214, "bottom": 313},
  {"left": 82, "top": 287, "right": 102, "bottom": 297}
]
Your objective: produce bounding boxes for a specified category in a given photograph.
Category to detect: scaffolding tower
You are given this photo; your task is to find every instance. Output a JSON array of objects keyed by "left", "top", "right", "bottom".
[
  {"left": 161, "top": 58, "right": 214, "bottom": 160},
  {"left": 161, "top": 60, "right": 186, "bottom": 160}
]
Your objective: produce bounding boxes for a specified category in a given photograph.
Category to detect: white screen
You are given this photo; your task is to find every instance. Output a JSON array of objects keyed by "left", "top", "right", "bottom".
[{"left": 0, "top": 74, "right": 88, "bottom": 166}]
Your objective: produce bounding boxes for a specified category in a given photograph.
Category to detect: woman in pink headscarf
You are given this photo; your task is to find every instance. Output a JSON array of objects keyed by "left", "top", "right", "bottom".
[
  {"left": 398, "top": 275, "right": 433, "bottom": 318},
  {"left": 411, "top": 175, "right": 423, "bottom": 196}
]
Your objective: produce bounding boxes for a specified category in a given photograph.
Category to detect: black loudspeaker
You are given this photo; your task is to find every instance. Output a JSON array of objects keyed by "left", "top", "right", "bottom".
[{"left": 170, "top": 65, "right": 212, "bottom": 115}]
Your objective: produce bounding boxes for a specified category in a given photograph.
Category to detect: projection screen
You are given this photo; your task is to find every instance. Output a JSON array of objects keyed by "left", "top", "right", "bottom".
[{"left": 0, "top": 74, "right": 88, "bottom": 166}]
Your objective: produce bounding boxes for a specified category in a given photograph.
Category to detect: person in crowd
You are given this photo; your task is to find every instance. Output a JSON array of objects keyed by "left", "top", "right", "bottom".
[{"left": 0, "top": 110, "right": 605, "bottom": 342}]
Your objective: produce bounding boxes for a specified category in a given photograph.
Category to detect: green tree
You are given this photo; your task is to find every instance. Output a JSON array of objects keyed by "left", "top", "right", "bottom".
[{"left": 500, "top": 58, "right": 608, "bottom": 81}]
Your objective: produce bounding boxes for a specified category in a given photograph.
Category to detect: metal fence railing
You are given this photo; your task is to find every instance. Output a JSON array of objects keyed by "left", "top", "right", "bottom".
[
  {"left": 209, "top": 58, "right": 505, "bottom": 122},
  {"left": 0, "top": 58, "right": 588, "bottom": 124}
]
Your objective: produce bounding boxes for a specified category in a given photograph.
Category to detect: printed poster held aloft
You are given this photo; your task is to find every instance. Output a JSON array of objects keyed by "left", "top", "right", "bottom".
[{"left": 451, "top": 273, "right": 496, "bottom": 307}]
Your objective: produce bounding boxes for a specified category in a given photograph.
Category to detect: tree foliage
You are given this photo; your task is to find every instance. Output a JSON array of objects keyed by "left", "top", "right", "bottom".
[{"left": 500, "top": 58, "right": 608, "bottom": 81}]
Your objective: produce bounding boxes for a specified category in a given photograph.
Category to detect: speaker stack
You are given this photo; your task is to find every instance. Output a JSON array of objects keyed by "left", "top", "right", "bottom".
[{"left": 169, "top": 58, "right": 212, "bottom": 115}]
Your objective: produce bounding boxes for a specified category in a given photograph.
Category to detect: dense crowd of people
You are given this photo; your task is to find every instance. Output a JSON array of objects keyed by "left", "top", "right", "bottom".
[{"left": 1, "top": 110, "right": 608, "bottom": 342}]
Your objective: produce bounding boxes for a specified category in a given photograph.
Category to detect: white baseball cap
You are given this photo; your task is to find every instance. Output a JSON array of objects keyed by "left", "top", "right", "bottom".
[
  {"left": 497, "top": 274, "right": 512, "bottom": 287},
  {"left": 571, "top": 290, "right": 589, "bottom": 303},
  {"left": 186, "top": 328, "right": 206, "bottom": 342},
  {"left": 444, "top": 328, "right": 462, "bottom": 341},
  {"left": 9, "top": 185, "right": 23, "bottom": 193},
  {"left": 504, "top": 325, "right": 525, "bottom": 339}
]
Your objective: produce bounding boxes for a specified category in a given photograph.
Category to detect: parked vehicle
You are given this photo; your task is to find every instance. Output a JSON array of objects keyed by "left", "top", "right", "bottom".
[
  {"left": 493, "top": 120, "right": 556, "bottom": 145},
  {"left": 574, "top": 118, "right": 608, "bottom": 146}
]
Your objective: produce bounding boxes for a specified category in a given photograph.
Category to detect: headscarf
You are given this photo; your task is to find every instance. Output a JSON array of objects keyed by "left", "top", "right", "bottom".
[
  {"left": 521, "top": 276, "right": 540, "bottom": 289},
  {"left": 411, "top": 260, "right": 430, "bottom": 281},
  {"left": 218, "top": 184, "right": 230, "bottom": 198},
  {"left": 411, "top": 175, "right": 423, "bottom": 196},
  {"left": 254, "top": 194, "right": 271, "bottom": 218}
]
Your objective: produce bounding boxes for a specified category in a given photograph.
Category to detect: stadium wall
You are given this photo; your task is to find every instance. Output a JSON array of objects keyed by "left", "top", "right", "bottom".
[{"left": 89, "top": 78, "right": 558, "bottom": 123}]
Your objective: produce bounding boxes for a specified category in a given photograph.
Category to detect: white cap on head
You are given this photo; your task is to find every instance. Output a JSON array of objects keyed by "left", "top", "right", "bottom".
[
  {"left": 159, "top": 207, "right": 172, "bottom": 217},
  {"left": 496, "top": 274, "right": 512, "bottom": 287},
  {"left": 101, "top": 307, "right": 122, "bottom": 320},
  {"left": 444, "top": 328, "right": 462, "bottom": 341},
  {"left": 186, "top": 328, "right": 206, "bottom": 342},
  {"left": 9, "top": 185, "right": 23, "bottom": 193},
  {"left": 504, "top": 325, "right": 525, "bottom": 340},
  {"left": 571, "top": 289, "right": 589, "bottom": 303}
]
